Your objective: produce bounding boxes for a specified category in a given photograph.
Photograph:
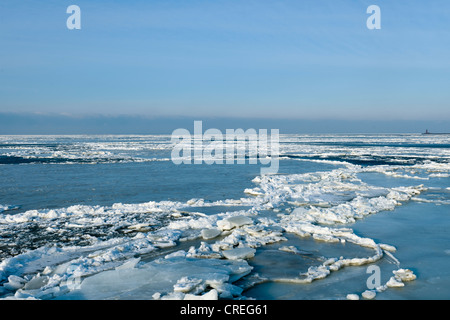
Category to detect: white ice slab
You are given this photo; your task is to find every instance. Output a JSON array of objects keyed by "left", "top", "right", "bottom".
[
  {"left": 222, "top": 247, "right": 256, "bottom": 260},
  {"left": 217, "top": 216, "right": 253, "bottom": 231}
]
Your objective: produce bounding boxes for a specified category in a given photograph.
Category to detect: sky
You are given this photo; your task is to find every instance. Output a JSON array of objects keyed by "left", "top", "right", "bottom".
[{"left": 0, "top": 0, "right": 450, "bottom": 133}]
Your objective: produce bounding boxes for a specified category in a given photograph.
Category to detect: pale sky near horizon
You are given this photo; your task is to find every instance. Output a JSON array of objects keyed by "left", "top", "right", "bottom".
[{"left": 1, "top": 0, "right": 450, "bottom": 121}]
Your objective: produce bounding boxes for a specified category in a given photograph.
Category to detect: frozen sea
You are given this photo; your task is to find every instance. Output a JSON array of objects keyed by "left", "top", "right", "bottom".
[{"left": 0, "top": 134, "right": 449, "bottom": 300}]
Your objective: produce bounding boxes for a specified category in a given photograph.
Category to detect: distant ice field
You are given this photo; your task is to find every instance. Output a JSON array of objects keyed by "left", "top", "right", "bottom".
[{"left": 0, "top": 134, "right": 449, "bottom": 300}]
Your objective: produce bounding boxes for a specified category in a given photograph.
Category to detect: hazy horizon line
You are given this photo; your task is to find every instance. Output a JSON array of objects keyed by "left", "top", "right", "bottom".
[{"left": 0, "top": 112, "right": 448, "bottom": 135}]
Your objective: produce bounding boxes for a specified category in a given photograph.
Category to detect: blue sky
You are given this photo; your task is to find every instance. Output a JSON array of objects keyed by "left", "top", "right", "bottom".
[{"left": 1, "top": 0, "right": 450, "bottom": 122}]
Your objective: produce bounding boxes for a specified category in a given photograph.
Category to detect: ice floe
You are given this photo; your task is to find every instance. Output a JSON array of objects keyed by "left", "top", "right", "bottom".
[
  {"left": 201, "top": 228, "right": 221, "bottom": 240},
  {"left": 362, "top": 290, "right": 376, "bottom": 300},
  {"left": 346, "top": 293, "right": 360, "bottom": 300},
  {"left": 0, "top": 135, "right": 174, "bottom": 165},
  {"left": 0, "top": 205, "right": 19, "bottom": 214},
  {"left": 217, "top": 215, "right": 253, "bottom": 231},
  {"left": 378, "top": 268, "right": 417, "bottom": 290},
  {"left": 222, "top": 247, "right": 256, "bottom": 260},
  {"left": 63, "top": 254, "right": 252, "bottom": 300}
]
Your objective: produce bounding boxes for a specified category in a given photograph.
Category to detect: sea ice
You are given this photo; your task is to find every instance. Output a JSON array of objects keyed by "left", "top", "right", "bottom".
[
  {"left": 174, "top": 277, "right": 205, "bottom": 293},
  {"left": 3, "top": 275, "right": 26, "bottom": 291},
  {"left": 384, "top": 269, "right": 416, "bottom": 289},
  {"left": 386, "top": 277, "right": 404, "bottom": 288},
  {"left": 362, "top": 290, "right": 376, "bottom": 300},
  {"left": 184, "top": 289, "right": 218, "bottom": 300},
  {"left": 393, "top": 269, "right": 416, "bottom": 282},
  {"left": 278, "top": 246, "right": 311, "bottom": 255},
  {"left": 222, "top": 247, "right": 256, "bottom": 260},
  {"left": 115, "top": 257, "right": 141, "bottom": 270},
  {"left": 61, "top": 255, "right": 252, "bottom": 300},
  {"left": 0, "top": 205, "right": 19, "bottom": 213},
  {"left": 217, "top": 215, "right": 253, "bottom": 231},
  {"left": 201, "top": 228, "right": 221, "bottom": 240},
  {"left": 1, "top": 135, "right": 438, "bottom": 300},
  {"left": 1, "top": 248, "right": 253, "bottom": 300}
]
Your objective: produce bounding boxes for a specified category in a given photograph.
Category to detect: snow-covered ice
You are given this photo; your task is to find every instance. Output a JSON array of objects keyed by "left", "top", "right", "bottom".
[{"left": 2, "top": 134, "right": 446, "bottom": 300}]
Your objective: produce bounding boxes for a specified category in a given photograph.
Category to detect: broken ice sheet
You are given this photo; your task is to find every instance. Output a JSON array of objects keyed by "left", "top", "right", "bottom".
[{"left": 57, "top": 255, "right": 252, "bottom": 300}]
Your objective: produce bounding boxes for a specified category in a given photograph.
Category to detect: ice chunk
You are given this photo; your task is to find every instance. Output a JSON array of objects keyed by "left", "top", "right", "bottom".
[
  {"left": 222, "top": 248, "right": 256, "bottom": 260},
  {"left": 303, "top": 265, "right": 330, "bottom": 281},
  {"left": 362, "top": 290, "right": 376, "bottom": 300},
  {"left": 152, "top": 292, "right": 161, "bottom": 300},
  {"left": 201, "top": 228, "right": 221, "bottom": 240},
  {"left": 127, "top": 223, "right": 153, "bottom": 232},
  {"left": 379, "top": 244, "right": 396, "bottom": 252},
  {"left": 278, "top": 246, "right": 311, "bottom": 255},
  {"left": 0, "top": 205, "right": 19, "bottom": 213},
  {"left": 165, "top": 250, "right": 187, "bottom": 259},
  {"left": 3, "top": 275, "right": 26, "bottom": 291},
  {"left": 393, "top": 268, "right": 416, "bottom": 282},
  {"left": 385, "top": 268, "right": 416, "bottom": 289},
  {"left": 244, "top": 188, "right": 264, "bottom": 196},
  {"left": 386, "top": 277, "right": 404, "bottom": 288},
  {"left": 187, "top": 243, "right": 222, "bottom": 259},
  {"left": 217, "top": 216, "right": 253, "bottom": 231},
  {"left": 346, "top": 294, "right": 360, "bottom": 300},
  {"left": 174, "top": 277, "right": 204, "bottom": 293},
  {"left": 213, "top": 283, "right": 243, "bottom": 299},
  {"left": 23, "top": 275, "right": 49, "bottom": 290},
  {"left": 204, "top": 273, "right": 230, "bottom": 288}
]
